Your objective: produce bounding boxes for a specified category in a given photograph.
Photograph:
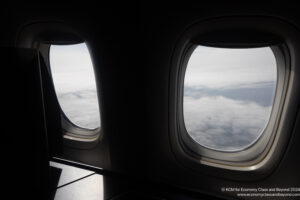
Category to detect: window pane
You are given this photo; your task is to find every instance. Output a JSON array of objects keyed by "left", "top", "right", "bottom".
[
  {"left": 184, "top": 46, "right": 276, "bottom": 151},
  {"left": 50, "top": 43, "right": 100, "bottom": 130}
]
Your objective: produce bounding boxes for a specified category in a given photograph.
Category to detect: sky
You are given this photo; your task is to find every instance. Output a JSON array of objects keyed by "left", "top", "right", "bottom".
[
  {"left": 184, "top": 46, "right": 277, "bottom": 151},
  {"left": 50, "top": 43, "right": 101, "bottom": 129}
]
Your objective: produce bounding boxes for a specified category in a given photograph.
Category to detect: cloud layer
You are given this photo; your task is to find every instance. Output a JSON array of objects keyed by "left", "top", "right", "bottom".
[
  {"left": 57, "top": 90, "right": 101, "bottom": 129},
  {"left": 184, "top": 95, "right": 272, "bottom": 151}
]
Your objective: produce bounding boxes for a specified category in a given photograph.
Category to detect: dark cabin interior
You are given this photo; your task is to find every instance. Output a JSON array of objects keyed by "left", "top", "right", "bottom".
[{"left": 1, "top": 2, "right": 299, "bottom": 200}]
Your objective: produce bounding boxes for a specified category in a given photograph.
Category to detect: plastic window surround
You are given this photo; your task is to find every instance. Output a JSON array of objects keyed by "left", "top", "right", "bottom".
[
  {"left": 169, "top": 17, "right": 297, "bottom": 178},
  {"left": 15, "top": 21, "right": 102, "bottom": 148}
]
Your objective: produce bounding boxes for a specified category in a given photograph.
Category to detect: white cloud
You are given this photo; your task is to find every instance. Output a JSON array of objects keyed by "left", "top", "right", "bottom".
[
  {"left": 184, "top": 96, "right": 272, "bottom": 151},
  {"left": 58, "top": 90, "right": 101, "bottom": 129}
]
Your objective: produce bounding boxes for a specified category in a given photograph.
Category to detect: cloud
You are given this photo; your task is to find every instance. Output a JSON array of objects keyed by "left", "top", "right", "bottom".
[
  {"left": 58, "top": 89, "right": 101, "bottom": 129},
  {"left": 184, "top": 95, "right": 272, "bottom": 151},
  {"left": 184, "top": 83, "right": 276, "bottom": 107}
]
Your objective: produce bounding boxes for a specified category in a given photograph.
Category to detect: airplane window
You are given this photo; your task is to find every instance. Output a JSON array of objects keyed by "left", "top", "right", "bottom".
[
  {"left": 184, "top": 46, "right": 277, "bottom": 151},
  {"left": 49, "top": 43, "right": 100, "bottom": 130}
]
